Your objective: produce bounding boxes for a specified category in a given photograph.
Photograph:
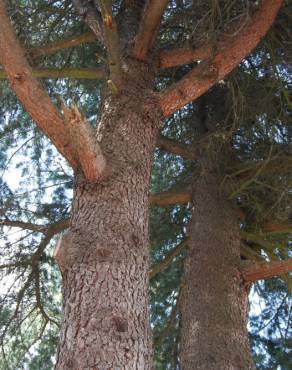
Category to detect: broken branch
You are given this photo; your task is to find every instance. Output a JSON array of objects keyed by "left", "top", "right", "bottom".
[
  {"left": 62, "top": 104, "right": 106, "bottom": 181},
  {"left": 0, "top": 0, "right": 77, "bottom": 167}
]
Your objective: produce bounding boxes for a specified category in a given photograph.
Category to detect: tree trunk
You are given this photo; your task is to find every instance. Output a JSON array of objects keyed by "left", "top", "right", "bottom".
[
  {"left": 54, "top": 64, "right": 162, "bottom": 369},
  {"left": 180, "top": 172, "right": 255, "bottom": 370}
]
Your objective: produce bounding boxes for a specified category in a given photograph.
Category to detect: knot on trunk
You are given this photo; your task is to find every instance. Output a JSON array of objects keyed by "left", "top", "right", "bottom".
[{"left": 54, "top": 231, "right": 81, "bottom": 273}]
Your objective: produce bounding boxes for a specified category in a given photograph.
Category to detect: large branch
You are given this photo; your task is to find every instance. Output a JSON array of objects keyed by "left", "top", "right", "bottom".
[
  {"left": 159, "top": 0, "right": 283, "bottom": 117},
  {"left": 0, "top": 0, "right": 77, "bottom": 167},
  {"left": 133, "top": 0, "right": 169, "bottom": 60},
  {"left": 241, "top": 259, "right": 292, "bottom": 283},
  {"left": 0, "top": 1, "right": 106, "bottom": 181},
  {"left": 0, "top": 68, "right": 104, "bottom": 80}
]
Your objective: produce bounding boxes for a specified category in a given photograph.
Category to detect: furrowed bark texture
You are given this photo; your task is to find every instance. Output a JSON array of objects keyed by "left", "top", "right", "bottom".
[
  {"left": 180, "top": 173, "right": 255, "bottom": 370},
  {"left": 54, "top": 61, "right": 162, "bottom": 370}
]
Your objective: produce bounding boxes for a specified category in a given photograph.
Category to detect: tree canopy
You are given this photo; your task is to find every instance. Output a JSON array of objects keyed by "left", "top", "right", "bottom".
[{"left": 0, "top": 0, "right": 291, "bottom": 369}]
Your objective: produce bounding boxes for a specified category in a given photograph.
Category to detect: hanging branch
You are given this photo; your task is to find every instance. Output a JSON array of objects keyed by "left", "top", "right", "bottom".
[
  {"left": 72, "top": 0, "right": 104, "bottom": 43},
  {"left": 133, "top": 0, "right": 169, "bottom": 60},
  {"left": 98, "top": 0, "right": 122, "bottom": 86},
  {"left": 159, "top": 0, "right": 283, "bottom": 117},
  {"left": 241, "top": 259, "right": 292, "bottom": 283}
]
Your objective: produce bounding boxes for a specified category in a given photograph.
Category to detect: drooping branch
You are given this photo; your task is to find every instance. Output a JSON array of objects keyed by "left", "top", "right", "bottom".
[
  {"left": 0, "top": 68, "right": 105, "bottom": 80},
  {"left": 157, "top": 134, "right": 199, "bottom": 160},
  {"left": 133, "top": 0, "right": 169, "bottom": 60},
  {"left": 159, "top": 0, "right": 283, "bottom": 117},
  {"left": 72, "top": 0, "right": 104, "bottom": 43},
  {"left": 0, "top": 0, "right": 76, "bottom": 167},
  {"left": 241, "top": 259, "right": 292, "bottom": 283},
  {"left": 62, "top": 104, "right": 106, "bottom": 181},
  {"left": 98, "top": 0, "right": 121, "bottom": 85}
]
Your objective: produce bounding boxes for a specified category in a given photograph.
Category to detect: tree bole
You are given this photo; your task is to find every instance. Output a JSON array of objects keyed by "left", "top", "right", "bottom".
[
  {"left": 180, "top": 173, "right": 255, "bottom": 370},
  {"left": 55, "top": 68, "right": 162, "bottom": 369}
]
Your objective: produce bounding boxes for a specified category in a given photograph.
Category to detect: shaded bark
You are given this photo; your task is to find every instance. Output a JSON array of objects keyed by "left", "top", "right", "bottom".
[
  {"left": 180, "top": 172, "right": 255, "bottom": 370},
  {"left": 55, "top": 63, "right": 162, "bottom": 369}
]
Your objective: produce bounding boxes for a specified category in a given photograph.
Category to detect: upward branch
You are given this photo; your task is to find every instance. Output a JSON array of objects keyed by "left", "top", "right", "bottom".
[
  {"left": 159, "top": 0, "right": 283, "bottom": 117},
  {"left": 98, "top": 0, "right": 121, "bottom": 85},
  {"left": 0, "top": 0, "right": 76, "bottom": 167},
  {"left": 133, "top": 0, "right": 169, "bottom": 60}
]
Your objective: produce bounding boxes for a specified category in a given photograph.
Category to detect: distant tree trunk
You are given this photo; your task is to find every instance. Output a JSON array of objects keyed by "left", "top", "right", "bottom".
[
  {"left": 54, "top": 63, "right": 162, "bottom": 369},
  {"left": 180, "top": 171, "right": 255, "bottom": 370}
]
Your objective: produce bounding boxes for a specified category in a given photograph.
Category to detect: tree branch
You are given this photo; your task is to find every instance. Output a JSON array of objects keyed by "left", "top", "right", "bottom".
[
  {"left": 0, "top": 0, "right": 107, "bottom": 181},
  {"left": 150, "top": 189, "right": 191, "bottom": 207},
  {"left": 157, "top": 134, "right": 199, "bottom": 160},
  {"left": 241, "top": 259, "right": 292, "bottom": 283},
  {"left": 29, "top": 31, "right": 96, "bottom": 59},
  {"left": 0, "top": 219, "right": 47, "bottom": 233},
  {"left": 0, "top": 68, "right": 105, "bottom": 80},
  {"left": 0, "top": 0, "right": 77, "bottom": 167},
  {"left": 159, "top": 0, "right": 283, "bottom": 117},
  {"left": 150, "top": 238, "right": 188, "bottom": 279},
  {"left": 159, "top": 45, "right": 212, "bottom": 69},
  {"left": 98, "top": 0, "right": 121, "bottom": 85},
  {"left": 133, "top": 0, "right": 169, "bottom": 60}
]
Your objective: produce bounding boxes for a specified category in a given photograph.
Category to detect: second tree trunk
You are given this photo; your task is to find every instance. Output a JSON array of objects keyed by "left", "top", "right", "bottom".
[{"left": 180, "top": 172, "right": 255, "bottom": 369}]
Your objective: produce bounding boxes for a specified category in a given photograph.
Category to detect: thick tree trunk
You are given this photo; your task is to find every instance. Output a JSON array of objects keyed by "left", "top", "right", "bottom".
[
  {"left": 180, "top": 172, "right": 255, "bottom": 370},
  {"left": 54, "top": 65, "right": 162, "bottom": 369}
]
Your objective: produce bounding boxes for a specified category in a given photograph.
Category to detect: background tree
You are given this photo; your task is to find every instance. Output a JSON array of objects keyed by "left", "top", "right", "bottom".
[{"left": 0, "top": 0, "right": 291, "bottom": 369}]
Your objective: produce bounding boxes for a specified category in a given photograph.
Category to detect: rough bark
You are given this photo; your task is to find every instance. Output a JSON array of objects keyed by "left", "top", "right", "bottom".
[
  {"left": 54, "top": 61, "right": 162, "bottom": 369},
  {"left": 180, "top": 172, "right": 255, "bottom": 370}
]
